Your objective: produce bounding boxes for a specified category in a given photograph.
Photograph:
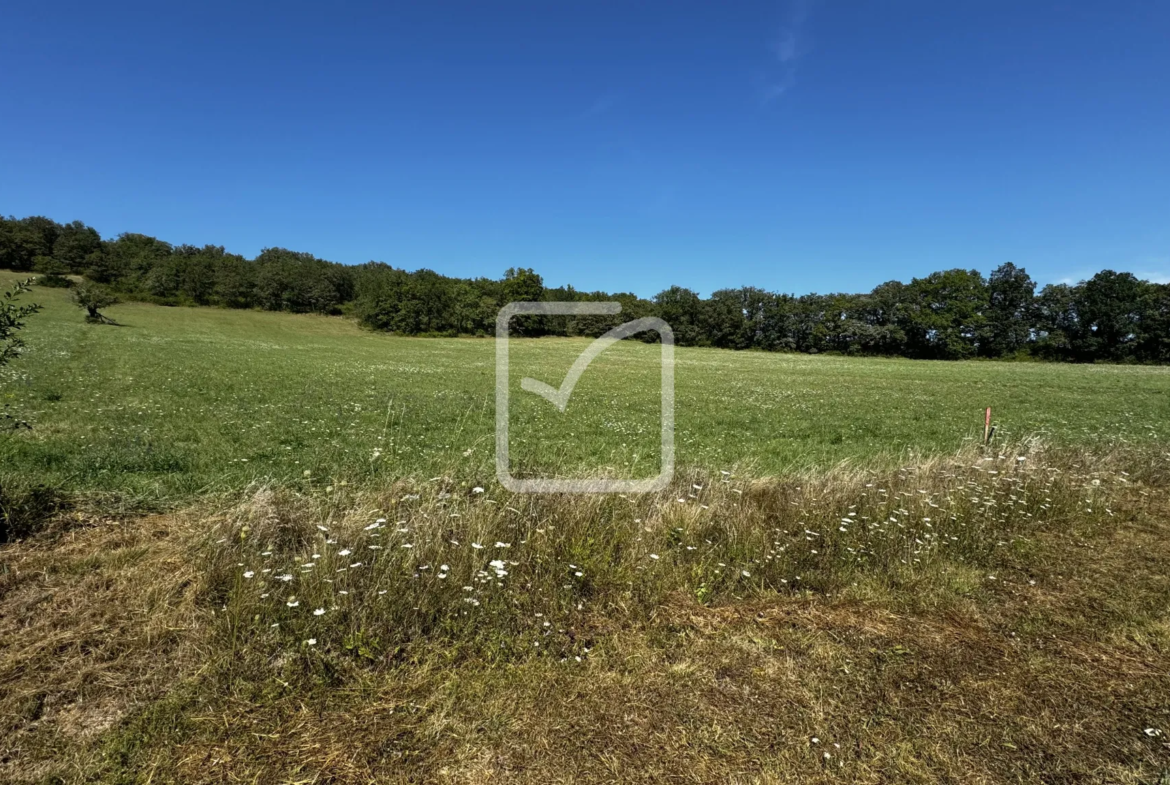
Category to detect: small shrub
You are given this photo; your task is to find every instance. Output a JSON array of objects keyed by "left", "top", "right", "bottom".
[
  {"left": 35, "top": 273, "right": 74, "bottom": 288},
  {"left": 32, "top": 257, "right": 74, "bottom": 288},
  {"left": 72, "top": 281, "right": 119, "bottom": 323}
]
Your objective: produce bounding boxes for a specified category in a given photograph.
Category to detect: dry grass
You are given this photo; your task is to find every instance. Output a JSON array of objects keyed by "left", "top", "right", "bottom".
[
  {"left": 2, "top": 441, "right": 1169, "bottom": 783},
  {"left": 0, "top": 512, "right": 209, "bottom": 782}
]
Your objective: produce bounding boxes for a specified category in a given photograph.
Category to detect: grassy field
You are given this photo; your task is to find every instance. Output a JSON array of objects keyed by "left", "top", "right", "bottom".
[
  {"left": 2, "top": 271, "right": 1168, "bottom": 509},
  {"left": 2, "top": 272, "right": 1170, "bottom": 783}
]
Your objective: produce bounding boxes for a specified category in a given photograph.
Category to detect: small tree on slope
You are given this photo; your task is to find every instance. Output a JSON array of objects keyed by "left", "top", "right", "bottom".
[{"left": 73, "top": 281, "right": 119, "bottom": 323}]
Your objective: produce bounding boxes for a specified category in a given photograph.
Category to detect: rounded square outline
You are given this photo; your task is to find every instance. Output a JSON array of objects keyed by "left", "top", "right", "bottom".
[{"left": 495, "top": 301, "right": 674, "bottom": 493}]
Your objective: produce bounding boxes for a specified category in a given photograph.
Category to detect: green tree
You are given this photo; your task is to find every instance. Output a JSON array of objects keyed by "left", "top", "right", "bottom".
[
  {"left": 1033, "top": 283, "right": 1078, "bottom": 360},
  {"left": 501, "top": 267, "right": 545, "bottom": 336},
  {"left": 501, "top": 267, "right": 544, "bottom": 302},
  {"left": 1074, "top": 270, "right": 1147, "bottom": 361},
  {"left": 1136, "top": 283, "right": 1170, "bottom": 363},
  {"left": 702, "top": 289, "right": 751, "bottom": 349},
  {"left": 903, "top": 269, "right": 989, "bottom": 359},
  {"left": 353, "top": 262, "right": 407, "bottom": 331},
  {"left": 96, "top": 232, "right": 173, "bottom": 287},
  {"left": 173, "top": 245, "right": 222, "bottom": 304},
  {"left": 0, "top": 216, "right": 58, "bottom": 272},
  {"left": 254, "top": 248, "right": 351, "bottom": 314},
  {"left": 52, "top": 221, "right": 103, "bottom": 273},
  {"left": 756, "top": 293, "right": 798, "bottom": 352},
  {"left": 980, "top": 262, "right": 1036, "bottom": 357},
  {"left": 73, "top": 281, "right": 119, "bottom": 323},
  {"left": 790, "top": 294, "right": 829, "bottom": 352},
  {"left": 142, "top": 256, "right": 183, "bottom": 299},
  {"left": 212, "top": 253, "right": 256, "bottom": 308},
  {"left": 654, "top": 286, "right": 704, "bottom": 346},
  {"left": 851, "top": 281, "right": 910, "bottom": 355}
]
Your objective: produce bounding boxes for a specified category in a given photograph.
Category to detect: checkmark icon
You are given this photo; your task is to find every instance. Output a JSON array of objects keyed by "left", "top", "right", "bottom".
[
  {"left": 520, "top": 317, "right": 662, "bottom": 412},
  {"left": 495, "top": 301, "right": 675, "bottom": 493}
]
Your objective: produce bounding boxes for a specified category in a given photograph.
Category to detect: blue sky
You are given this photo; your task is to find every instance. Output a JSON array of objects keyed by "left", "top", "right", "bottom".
[{"left": 2, "top": 1, "right": 1168, "bottom": 297}]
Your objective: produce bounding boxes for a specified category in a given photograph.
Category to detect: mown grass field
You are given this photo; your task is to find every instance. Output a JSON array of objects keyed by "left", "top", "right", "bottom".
[
  {"left": 2, "top": 271, "right": 1168, "bottom": 509},
  {"left": 2, "top": 272, "right": 1170, "bottom": 784}
]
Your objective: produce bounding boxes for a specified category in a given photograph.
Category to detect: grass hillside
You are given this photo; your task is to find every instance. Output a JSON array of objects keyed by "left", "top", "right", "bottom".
[
  {"left": 2, "top": 273, "right": 1169, "bottom": 783},
  {"left": 2, "top": 271, "right": 1168, "bottom": 509}
]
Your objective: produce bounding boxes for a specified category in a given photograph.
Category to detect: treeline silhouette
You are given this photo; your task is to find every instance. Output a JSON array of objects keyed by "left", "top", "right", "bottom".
[{"left": 3, "top": 214, "right": 1168, "bottom": 363}]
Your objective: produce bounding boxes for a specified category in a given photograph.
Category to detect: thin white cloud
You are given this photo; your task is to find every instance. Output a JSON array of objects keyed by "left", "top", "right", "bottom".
[
  {"left": 582, "top": 93, "right": 619, "bottom": 119},
  {"left": 775, "top": 29, "right": 799, "bottom": 63},
  {"left": 762, "top": 71, "right": 796, "bottom": 102},
  {"left": 763, "top": 0, "right": 813, "bottom": 105},
  {"left": 1046, "top": 262, "right": 1170, "bottom": 287},
  {"left": 1136, "top": 270, "right": 1170, "bottom": 284}
]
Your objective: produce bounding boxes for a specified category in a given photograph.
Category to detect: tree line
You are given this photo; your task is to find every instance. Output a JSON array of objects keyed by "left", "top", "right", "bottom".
[{"left": 2, "top": 214, "right": 1167, "bottom": 363}]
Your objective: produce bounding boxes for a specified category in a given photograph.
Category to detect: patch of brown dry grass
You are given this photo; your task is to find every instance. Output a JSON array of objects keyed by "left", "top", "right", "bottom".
[
  {"left": 0, "top": 513, "right": 210, "bottom": 783},
  {"left": 2, "top": 442, "right": 1169, "bottom": 783}
]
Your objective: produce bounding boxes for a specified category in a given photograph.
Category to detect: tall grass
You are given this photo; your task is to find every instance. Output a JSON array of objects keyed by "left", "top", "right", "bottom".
[{"left": 204, "top": 439, "right": 1148, "bottom": 673}]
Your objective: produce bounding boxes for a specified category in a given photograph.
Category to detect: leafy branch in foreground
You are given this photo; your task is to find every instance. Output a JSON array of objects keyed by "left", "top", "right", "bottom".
[
  {"left": 0, "top": 278, "right": 41, "bottom": 368},
  {"left": 1, "top": 279, "right": 43, "bottom": 541}
]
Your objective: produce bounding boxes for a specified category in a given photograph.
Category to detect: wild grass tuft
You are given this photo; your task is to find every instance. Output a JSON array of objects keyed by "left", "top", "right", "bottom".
[{"left": 204, "top": 440, "right": 1145, "bottom": 672}]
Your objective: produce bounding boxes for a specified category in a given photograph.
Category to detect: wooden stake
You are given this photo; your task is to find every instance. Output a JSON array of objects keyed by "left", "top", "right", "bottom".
[{"left": 984, "top": 407, "right": 992, "bottom": 444}]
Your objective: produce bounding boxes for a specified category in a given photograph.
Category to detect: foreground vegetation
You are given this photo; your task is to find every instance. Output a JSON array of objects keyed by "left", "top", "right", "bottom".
[
  {"left": 2, "top": 441, "right": 1168, "bottom": 782},
  {"left": 4, "top": 213, "right": 1170, "bottom": 362}
]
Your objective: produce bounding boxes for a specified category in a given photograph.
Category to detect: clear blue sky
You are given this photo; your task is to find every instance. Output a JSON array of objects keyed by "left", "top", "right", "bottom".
[{"left": 2, "top": 1, "right": 1168, "bottom": 297}]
